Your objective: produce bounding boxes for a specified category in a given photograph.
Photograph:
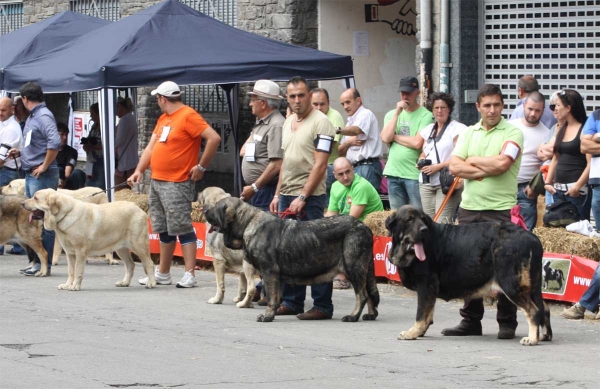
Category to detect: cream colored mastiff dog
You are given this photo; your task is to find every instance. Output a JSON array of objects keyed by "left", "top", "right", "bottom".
[{"left": 22, "top": 189, "right": 156, "bottom": 291}]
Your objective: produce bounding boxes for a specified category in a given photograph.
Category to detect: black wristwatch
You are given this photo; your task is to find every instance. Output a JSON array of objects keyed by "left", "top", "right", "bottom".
[
  {"left": 336, "top": 126, "right": 342, "bottom": 135},
  {"left": 298, "top": 194, "right": 306, "bottom": 202}
]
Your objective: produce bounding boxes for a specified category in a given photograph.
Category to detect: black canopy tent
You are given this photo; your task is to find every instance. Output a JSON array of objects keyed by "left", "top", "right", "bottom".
[{"left": 3, "top": 0, "right": 354, "bottom": 200}]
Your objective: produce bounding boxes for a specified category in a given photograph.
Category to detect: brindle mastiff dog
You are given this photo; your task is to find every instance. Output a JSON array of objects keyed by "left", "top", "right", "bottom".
[
  {"left": 204, "top": 197, "right": 380, "bottom": 323},
  {"left": 386, "top": 205, "right": 552, "bottom": 346},
  {"left": 197, "top": 187, "right": 258, "bottom": 308}
]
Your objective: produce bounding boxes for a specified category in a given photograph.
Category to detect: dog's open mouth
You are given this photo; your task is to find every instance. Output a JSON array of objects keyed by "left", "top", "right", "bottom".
[
  {"left": 406, "top": 241, "right": 426, "bottom": 262},
  {"left": 208, "top": 224, "right": 220, "bottom": 233},
  {"left": 28, "top": 210, "right": 45, "bottom": 223}
]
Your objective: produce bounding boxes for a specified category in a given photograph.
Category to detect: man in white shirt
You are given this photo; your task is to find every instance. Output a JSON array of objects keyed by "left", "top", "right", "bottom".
[
  {"left": 509, "top": 91, "right": 549, "bottom": 230},
  {"left": 337, "top": 88, "right": 383, "bottom": 191},
  {"left": 0, "top": 97, "right": 23, "bottom": 255}
]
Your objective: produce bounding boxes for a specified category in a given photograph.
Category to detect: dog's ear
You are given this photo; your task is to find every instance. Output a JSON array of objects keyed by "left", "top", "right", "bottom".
[
  {"left": 46, "top": 194, "right": 60, "bottom": 215},
  {"left": 224, "top": 199, "right": 236, "bottom": 224},
  {"left": 385, "top": 211, "right": 397, "bottom": 233}
]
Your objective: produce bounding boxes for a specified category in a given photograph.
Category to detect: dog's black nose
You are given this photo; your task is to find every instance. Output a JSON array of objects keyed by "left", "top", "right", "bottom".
[{"left": 419, "top": 226, "right": 428, "bottom": 234}]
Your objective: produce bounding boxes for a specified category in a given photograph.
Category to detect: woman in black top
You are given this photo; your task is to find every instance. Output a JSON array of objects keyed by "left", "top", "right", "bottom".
[{"left": 544, "top": 89, "right": 591, "bottom": 220}]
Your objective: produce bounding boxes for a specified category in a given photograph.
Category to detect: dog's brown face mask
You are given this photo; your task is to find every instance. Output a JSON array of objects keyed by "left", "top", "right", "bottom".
[
  {"left": 385, "top": 205, "right": 430, "bottom": 268},
  {"left": 204, "top": 198, "right": 244, "bottom": 250}
]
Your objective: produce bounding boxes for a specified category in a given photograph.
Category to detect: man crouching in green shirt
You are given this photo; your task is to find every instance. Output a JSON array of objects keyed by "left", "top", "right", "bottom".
[{"left": 326, "top": 157, "right": 383, "bottom": 289}]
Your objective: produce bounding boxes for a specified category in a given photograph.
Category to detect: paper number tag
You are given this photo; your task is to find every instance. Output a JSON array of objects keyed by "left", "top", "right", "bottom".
[
  {"left": 501, "top": 141, "right": 520, "bottom": 161},
  {"left": 245, "top": 142, "right": 256, "bottom": 162},
  {"left": 24, "top": 131, "right": 32, "bottom": 148},
  {"left": 159, "top": 126, "right": 171, "bottom": 142}
]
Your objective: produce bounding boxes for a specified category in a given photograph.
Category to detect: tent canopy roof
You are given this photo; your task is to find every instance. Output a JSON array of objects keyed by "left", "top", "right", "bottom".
[{"left": 3, "top": 0, "right": 353, "bottom": 93}]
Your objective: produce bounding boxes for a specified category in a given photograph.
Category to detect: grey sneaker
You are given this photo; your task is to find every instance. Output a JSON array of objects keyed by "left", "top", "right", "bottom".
[
  {"left": 560, "top": 303, "right": 585, "bottom": 320},
  {"left": 139, "top": 267, "right": 172, "bottom": 285},
  {"left": 595, "top": 306, "right": 600, "bottom": 320},
  {"left": 176, "top": 271, "right": 197, "bottom": 288}
]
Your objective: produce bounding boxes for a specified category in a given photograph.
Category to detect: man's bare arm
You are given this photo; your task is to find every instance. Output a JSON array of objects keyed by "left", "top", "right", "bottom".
[
  {"left": 465, "top": 155, "right": 515, "bottom": 176},
  {"left": 581, "top": 134, "right": 600, "bottom": 154}
]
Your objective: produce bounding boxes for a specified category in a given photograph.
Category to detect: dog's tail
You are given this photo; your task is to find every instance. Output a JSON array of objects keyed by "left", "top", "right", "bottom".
[{"left": 366, "top": 259, "right": 380, "bottom": 308}]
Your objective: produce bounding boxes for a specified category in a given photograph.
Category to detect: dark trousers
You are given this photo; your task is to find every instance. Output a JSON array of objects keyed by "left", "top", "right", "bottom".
[
  {"left": 278, "top": 194, "right": 333, "bottom": 316},
  {"left": 457, "top": 208, "right": 518, "bottom": 330}
]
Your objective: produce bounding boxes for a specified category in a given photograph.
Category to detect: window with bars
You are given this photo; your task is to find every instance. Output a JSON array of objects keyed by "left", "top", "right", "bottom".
[
  {"left": 179, "top": 0, "right": 237, "bottom": 114},
  {"left": 0, "top": 1, "right": 23, "bottom": 36},
  {"left": 70, "top": 0, "right": 121, "bottom": 110}
]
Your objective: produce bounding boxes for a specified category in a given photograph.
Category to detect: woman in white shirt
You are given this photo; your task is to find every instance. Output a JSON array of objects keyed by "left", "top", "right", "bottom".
[
  {"left": 114, "top": 97, "right": 139, "bottom": 187},
  {"left": 417, "top": 93, "right": 467, "bottom": 223}
]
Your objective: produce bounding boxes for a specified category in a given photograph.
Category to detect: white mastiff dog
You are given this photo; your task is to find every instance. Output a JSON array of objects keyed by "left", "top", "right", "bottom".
[{"left": 22, "top": 189, "right": 156, "bottom": 291}]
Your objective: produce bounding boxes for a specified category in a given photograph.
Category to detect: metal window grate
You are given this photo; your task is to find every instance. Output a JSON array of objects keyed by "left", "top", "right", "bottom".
[
  {"left": 70, "top": 0, "right": 121, "bottom": 110},
  {"left": 482, "top": 0, "right": 600, "bottom": 116},
  {"left": 179, "top": 0, "right": 237, "bottom": 113},
  {"left": 0, "top": 1, "right": 23, "bottom": 36}
]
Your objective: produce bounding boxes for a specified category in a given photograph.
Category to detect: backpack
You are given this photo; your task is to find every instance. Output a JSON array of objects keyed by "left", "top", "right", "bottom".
[{"left": 542, "top": 200, "right": 580, "bottom": 227}]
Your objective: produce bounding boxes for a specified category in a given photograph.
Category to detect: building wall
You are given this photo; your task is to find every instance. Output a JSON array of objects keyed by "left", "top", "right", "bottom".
[{"left": 318, "top": 0, "right": 417, "bottom": 127}]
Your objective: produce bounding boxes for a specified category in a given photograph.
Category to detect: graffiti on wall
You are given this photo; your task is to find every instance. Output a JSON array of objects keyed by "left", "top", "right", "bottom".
[{"left": 365, "top": 0, "right": 417, "bottom": 36}]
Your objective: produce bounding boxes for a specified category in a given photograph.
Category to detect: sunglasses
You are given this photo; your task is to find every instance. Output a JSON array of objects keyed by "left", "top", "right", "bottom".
[{"left": 549, "top": 104, "right": 556, "bottom": 111}]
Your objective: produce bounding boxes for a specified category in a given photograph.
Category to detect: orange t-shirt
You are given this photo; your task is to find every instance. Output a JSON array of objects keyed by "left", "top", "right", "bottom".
[{"left": 150, "top": 105, "right": 210, "bottom": 182}]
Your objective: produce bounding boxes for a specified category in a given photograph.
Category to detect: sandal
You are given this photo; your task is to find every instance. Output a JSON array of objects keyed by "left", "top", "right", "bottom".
[{"left": 333, "top": 278, "right": 352, "bottom": 290}]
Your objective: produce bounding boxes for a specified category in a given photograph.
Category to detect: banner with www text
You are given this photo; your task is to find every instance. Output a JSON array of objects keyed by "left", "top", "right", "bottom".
[{"left": 148, "top": 221, "right": 597, "bottom": 304}]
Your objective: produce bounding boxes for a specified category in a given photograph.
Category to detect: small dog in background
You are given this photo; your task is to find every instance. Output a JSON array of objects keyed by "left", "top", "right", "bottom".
[
  {"left": 543, "top": 260, "right": 564, "bottom": 290},
  {"left": 198, "top": 187, "right": 258, "bottom": 308}
]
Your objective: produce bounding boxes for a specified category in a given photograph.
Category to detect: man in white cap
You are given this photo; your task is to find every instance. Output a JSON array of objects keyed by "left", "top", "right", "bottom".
[
  {"left": 131, "top": 81, "right": 221, "bottom": 289},
  {"left": 240, "top": 80, "right": 285, "bottom": 209}
]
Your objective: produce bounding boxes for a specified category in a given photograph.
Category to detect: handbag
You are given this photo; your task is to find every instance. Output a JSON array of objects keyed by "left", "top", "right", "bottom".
[
  {"left": 430, "top": 121, "right": 454, "bottom": 195},
  {"left": 542, "top": 200, "right": 580, "bottom": 228},
  {"left": 528, "top": 170, "right": 546, "bottom": 197}
]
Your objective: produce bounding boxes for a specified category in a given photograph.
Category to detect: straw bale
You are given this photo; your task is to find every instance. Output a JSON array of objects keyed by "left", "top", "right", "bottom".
[
  {"left": 533, "top": 227, "right": 600, "bottom": 262},
  {"left": 114, "top": 189, "right": 149, "bottom": 213},
  {"left": 191, "top": 202, "right": 206, "bottom": 223},
  {"left": 363, "top": 211, "right": 395, "bottom": 237}
]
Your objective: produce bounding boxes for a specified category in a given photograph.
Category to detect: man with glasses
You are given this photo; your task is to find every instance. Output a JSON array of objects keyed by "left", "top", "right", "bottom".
[
  {"left": 510, "top": 75, "right": 557, "bottom": 129},
  {"left": 131, "top": 81, "right": 221, "bottom": 289}
]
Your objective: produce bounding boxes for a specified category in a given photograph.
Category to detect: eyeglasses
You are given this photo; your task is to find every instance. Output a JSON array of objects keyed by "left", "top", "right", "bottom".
[{"left": 549, "top": 104, "right": 556, "bottom": 111}]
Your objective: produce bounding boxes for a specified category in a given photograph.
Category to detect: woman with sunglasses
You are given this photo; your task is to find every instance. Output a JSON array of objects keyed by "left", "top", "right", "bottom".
[
  {"left": 543, "top": 89, "right": 591, "bottom": 220},
  {"left": 537, "top": 91, "right": 564, "bottom": 205}
]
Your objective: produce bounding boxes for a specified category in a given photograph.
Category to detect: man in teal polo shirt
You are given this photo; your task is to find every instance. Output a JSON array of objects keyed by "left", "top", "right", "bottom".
[
  {"left": 381, "top": 76, "right": 433, "bottom": 210},
  {"left": 326, "top": 157, "right": 383, "bottom": 289},
  {"left": 445, "top": 84, "right": 524, "bottom": 340}
]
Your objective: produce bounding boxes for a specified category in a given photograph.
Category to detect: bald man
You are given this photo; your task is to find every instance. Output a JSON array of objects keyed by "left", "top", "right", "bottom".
[
  {"left": 0, "top": 97, "right": 23, "bottom": 255},
  {"left": 336, "top": 88, "right": 383, "bottom": 191}
]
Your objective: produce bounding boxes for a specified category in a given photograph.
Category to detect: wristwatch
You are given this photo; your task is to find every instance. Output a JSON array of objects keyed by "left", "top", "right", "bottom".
[
  {"left": 336, "top": 126, "right": 342, "bottom": 135},
  {"left": 197, "top": 164, "right": 206, "bottom": 172},
  {"left": 298, "top": 194, "right": 306, "bottom": 202},
  {"left": 251, "top": 183, "right": 259, "bottom": 193}
]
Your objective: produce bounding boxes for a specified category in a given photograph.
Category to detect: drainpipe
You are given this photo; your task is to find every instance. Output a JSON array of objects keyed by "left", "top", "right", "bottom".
[
  {"left": 420, "top": 0, "right": 432, "bottom": 100},
  {"left": 440, "top": 0, "right": 451, "bottom": 93}
]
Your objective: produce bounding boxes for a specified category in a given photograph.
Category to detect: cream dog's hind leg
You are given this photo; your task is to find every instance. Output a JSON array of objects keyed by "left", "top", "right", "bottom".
[
  {"left": 114, "top": 248, "right": 135, "bottom": 287},
  {"left": 58, "top": 252, "right": 76, "bottom": 290}
]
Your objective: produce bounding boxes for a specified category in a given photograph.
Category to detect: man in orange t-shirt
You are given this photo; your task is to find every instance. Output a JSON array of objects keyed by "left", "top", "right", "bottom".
[{"left": 129, "top": 81, "right": 221, "bottom": 288}]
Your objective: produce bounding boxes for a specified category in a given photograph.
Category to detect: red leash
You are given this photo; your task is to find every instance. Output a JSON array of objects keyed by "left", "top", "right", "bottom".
[{"left": 274, "top": 208, "right": 305, "bottom": 219}]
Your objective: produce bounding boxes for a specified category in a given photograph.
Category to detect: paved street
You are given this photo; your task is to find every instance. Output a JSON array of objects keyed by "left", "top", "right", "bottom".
[{"left": 1, "top": 254, "right": 598, "bottom": 389}]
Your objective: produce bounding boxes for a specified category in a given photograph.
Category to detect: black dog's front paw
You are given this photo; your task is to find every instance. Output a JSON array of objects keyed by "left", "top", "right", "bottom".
[
  {"left": 341, "top": 315, "right": 359, "bottom": 322},
  {"left": 257, "top": 314, "right": 274, "bottom": 322},
  {"left": 362, "top": 313, "right": 378, "bottom": 321}
]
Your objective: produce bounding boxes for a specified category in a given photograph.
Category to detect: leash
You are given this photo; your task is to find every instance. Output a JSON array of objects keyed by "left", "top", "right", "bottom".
[
  {"left": 274, "top": 208, "right": 305, "bottom": 219},
  {"left": 85, "top": 181, "right": 131, "bottom": 198},
  {"left": 433, "top": 177, "right": 460, "bottom": 222}
]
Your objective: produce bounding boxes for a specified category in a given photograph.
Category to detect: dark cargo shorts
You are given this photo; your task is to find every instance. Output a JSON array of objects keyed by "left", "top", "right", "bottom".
[{"left": 149, "top": 179, "right": 195, "bottom": 236}]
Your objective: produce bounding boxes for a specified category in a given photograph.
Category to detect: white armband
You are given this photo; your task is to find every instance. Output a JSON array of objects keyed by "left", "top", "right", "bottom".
[{"left": 501, "top": 141, "right": 521, "bottom": 161}]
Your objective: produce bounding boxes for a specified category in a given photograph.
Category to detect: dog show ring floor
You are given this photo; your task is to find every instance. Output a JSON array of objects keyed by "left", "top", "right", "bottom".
[{"left": 1, "top": 254, "right": 598, "bottom": 388}]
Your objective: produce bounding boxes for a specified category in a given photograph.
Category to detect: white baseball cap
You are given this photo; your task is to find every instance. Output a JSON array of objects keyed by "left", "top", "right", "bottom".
[
  {"left": 151, "top": 81, "right": 184, "bottom": 97},
  {"left": 247, "top": 80, "right": 284, "bottom": 100}
]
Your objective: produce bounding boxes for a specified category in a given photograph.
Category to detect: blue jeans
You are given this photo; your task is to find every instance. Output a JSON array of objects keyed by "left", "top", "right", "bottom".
[
  {"left": 278, "top": 193, "right": 333, "bottom": 316},
  {"left": 249, "top": 181, "right": 277, "bottom": 212},
  {"left": 85, "top": 160, "right": 106, "bottom": 190},
  {"left": 25, "top": 166, "right": 59, "bottom": 271},
  {"left": 579, "top": 264, "right": 600, "bottom": 313},
  {"left": 592, "top": 186, "right": 600, "bottom": 231},
  {"left": 325, "top": 164, "right": 335, "bottom": 205},
  {"left": 517, "top": 183, "right": 538, "bottom": 231},
  {"left": 552, "top": 190, "right": 592, "bottom": 222},
  {"left": 354, "top": 162, "right": 382, "bottom": 193},
  {"left": 387, "top": 176, "right": 422, "bottom": 210}
]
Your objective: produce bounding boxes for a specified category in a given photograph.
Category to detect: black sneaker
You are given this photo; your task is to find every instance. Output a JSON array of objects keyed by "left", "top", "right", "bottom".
[{"left": 441, "top": 320, "right": 482, "bottom": 336}]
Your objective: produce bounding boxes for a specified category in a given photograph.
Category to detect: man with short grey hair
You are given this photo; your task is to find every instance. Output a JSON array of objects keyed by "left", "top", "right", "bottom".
[
  {"left": 510, "top": 75, "right": 557, "bottom": 129},
  {"left": 240, "top": 80, "right": 285, "bottom": 209}
]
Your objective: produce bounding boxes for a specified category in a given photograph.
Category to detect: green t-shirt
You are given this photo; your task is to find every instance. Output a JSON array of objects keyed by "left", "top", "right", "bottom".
[
  {"left": 328, "top": 175, "right": 384, "bottom": 221},
  {"left": 382, "top": 106, "right": 434, "bottom": 180},
  {"left": 452, "top": 117, "right": 524, "bottom": 211},
  {"left": 326, "top": 107, "right": 345, "bottom": 165}
]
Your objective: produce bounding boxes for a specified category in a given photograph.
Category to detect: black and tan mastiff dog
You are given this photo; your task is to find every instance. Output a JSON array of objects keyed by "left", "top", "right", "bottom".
[
  {"left": 386, "top": 205, "right": 552, "bottom": 346},
  {"left": 204, "top": 197, "right": 380, "bottom": 323}
]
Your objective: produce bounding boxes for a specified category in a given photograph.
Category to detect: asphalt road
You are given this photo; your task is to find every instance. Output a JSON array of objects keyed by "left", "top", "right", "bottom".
[{"left": 1, "top": 254, "right": 598, "bottom": 389}]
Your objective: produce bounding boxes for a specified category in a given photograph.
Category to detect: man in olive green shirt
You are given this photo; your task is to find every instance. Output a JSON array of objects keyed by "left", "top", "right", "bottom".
[
  {"left": 445, "top": 84, "right": 524, "bottom": 340},
  {"left": 311, "top": 88, "right": 345, "bottom": 201}
]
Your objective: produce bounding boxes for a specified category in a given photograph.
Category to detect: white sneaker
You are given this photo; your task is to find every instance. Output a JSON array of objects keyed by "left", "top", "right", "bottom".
[
  {"left": 139, "top": 267, "right": 172, "bottom": 285},
  {"left": 176, "top": 271, "right": 197, "bottom": 288}
]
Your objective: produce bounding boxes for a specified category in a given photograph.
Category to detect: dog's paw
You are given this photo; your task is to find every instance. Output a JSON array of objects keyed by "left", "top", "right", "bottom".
[
  {"left": 207, "top": 297, "right": 223, "bottom": 304},
  {"left": 519, "top": 337, "right": 538, "bottom": 346},
  {"left": 398, "top": 330, "right": 418, "bottom": 340},
  {"left": 67, "top": 285, "right": 81, "bottom": 291},
  {"left": 108, "top": 260, "right": 120, "bottom": 266},
  {"left": 362, "top": 313, "right": 378, "bottom": 321},
  {"left": 57, "top": 283, "right": 70, "bottom": 290},
  {"left": 257, "top": 314, "right": 274, "bottom": 322},
  {"left": 144, "top": 280, "right": 156, "bottom": 289},
  {"left": 35, "top": 270, "right": 48, "bottom": 277},
  {"left": 115, "top": 281, "right": 130, "bottom": 287},
  {"left": 232, "top": 296, "right": 243, "bottom": 303},
  {"left": 236, "top": 300, "right": 254, "bottom": 308},
  {"left": 541, "top": 333, "right": 552, "bottom": 342},
  {"left": 341, "top": 315, "right": 359, "bottom": 322}
]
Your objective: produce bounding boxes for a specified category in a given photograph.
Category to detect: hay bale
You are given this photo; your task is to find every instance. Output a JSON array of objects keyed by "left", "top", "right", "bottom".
[
  {"left": 114, "top": 189, "right": 149, "bottom": 213},
  {"left": 364, "top": 210, "right": 394, "bottom": 237},
  {"left": 191, "top": 202, "right": 206, "bottom": 223},
  {"left": 533, "top": 227, "right": 600, "bottom": 262}
]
